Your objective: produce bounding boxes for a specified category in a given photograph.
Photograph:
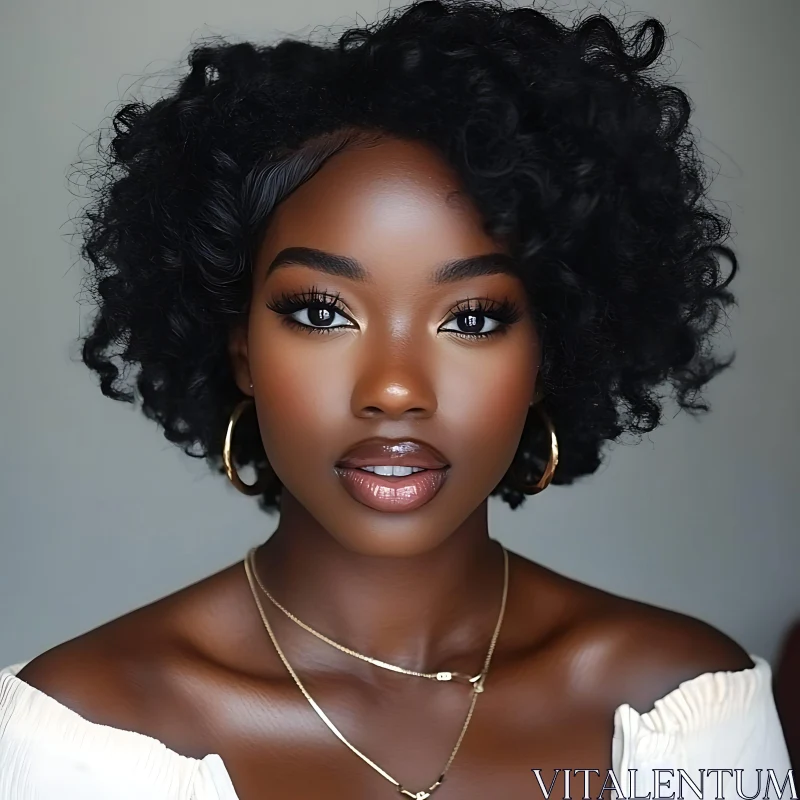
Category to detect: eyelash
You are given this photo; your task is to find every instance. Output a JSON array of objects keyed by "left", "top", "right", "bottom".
[
  {"left": 266, "top": 288, "right": 354, "bottom": 335},
  {"left": 266, "top": 288, "right": 522, "bottom": 339}
]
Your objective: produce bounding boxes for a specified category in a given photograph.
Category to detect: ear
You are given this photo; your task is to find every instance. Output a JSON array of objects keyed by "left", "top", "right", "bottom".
[{"left": 228, "top": 324, "right": 254, "bottom": 396}]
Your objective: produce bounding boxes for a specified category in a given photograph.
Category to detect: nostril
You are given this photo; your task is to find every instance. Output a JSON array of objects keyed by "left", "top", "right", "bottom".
[{"left": 357, "top": 405, "right": 431, "bottom": 419}]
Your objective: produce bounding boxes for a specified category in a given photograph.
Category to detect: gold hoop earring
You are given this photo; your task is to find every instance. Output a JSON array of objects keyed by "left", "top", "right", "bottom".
[
  {"left": 223, "top": 398, "right": 268, "bottom": 496},
  {"left": 512, "top": 405, "right": 559, "bottom": 495}
]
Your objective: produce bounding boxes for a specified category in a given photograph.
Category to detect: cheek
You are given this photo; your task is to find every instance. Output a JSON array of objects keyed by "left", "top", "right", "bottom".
[
  {"left": 437, "top": 334, "right": 539, "bottom": 459},
  {"left": 247, "top": 327, "right": 351, "bottom": 454}
]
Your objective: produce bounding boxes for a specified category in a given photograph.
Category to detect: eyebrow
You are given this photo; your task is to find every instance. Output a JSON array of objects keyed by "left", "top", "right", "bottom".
[{"left": 265, "top": 246, "right": 518, "bottom": 284}]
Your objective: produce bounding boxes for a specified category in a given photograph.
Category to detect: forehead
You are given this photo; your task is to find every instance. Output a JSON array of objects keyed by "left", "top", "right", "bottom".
[{"left": 259, "top": 137, "right": 502, "bottom": 272}]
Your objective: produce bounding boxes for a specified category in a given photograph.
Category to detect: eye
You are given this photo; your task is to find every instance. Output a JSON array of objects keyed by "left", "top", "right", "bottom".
[
  {"left": 291, "top": 302, "right": 354, "bottom": 330},
  {"left": 266, "top": 288, "right": 358, "bottom": 335},
  {"left": 438, "top": 297, "right": 522, "bottom": 338},
  {"left": 440, "top": 310, "right": 502, "bottom": 336}
]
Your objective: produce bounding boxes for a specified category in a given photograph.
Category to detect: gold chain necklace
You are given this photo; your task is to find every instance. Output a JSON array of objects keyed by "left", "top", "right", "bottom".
[
  {"left": 243, "top": 544, "right": 509, "bottom": 799},
  {"left": 248, "top": 548, "right": 506, "bottom": 690}
]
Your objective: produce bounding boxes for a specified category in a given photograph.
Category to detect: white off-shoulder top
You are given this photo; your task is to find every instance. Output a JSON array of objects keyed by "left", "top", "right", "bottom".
[{"left": 0, "top": 656, "right": 793, "bottom": 799}]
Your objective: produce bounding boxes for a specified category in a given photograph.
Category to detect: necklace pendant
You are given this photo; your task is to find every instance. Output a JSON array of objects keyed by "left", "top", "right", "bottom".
[
  {"left": 398, "top": 789, "right": 431, "bottom": 799},
  {"left": 398, "top": 774, "right": 444, "bottom": 798}
]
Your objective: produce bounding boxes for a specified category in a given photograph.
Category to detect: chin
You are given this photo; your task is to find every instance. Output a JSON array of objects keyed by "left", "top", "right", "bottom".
[{"left": 322, "top": 495, "right": 485, "bottom": 560}]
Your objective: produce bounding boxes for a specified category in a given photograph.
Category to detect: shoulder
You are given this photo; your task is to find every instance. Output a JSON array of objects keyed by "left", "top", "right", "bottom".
[
  {"left": 514, "top": 559, "right": 754, "bottom": 715},
  {"left": 13, "top": 559, "right": 249, "bottom": 734},
  {"left": 0, "top": 587, "right": 243, "bottom": 798},
  {"left": 15, "top": 612, "right": 171, "bottom": 733},
  {"left": 567, "top": 587, "right": 754, "bottom": 714}
]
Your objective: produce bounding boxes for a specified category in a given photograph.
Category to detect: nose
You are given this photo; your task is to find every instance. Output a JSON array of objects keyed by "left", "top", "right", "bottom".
[{"left": 350, "top": 340, "right": 438, "bottom": 420}]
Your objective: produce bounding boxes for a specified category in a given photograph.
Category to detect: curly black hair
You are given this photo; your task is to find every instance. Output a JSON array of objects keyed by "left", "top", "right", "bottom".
[{"left": 78, "top": 0, "right": 737, "bottom": 511}]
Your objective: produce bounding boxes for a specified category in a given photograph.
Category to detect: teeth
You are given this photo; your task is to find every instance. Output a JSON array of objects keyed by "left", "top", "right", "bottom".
[{"left": 361, "top": 466, "right": 426, "bottom": 476}]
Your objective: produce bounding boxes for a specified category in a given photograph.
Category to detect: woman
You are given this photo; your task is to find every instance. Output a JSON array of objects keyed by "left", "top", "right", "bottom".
[{"left": 0, "top": 1, "right": 791, "bottom": 798}]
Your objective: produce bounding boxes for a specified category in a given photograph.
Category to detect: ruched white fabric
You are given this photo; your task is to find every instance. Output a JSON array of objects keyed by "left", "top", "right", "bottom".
[{"left": 0, "top": 655, "right": 793, "bottom": 799}]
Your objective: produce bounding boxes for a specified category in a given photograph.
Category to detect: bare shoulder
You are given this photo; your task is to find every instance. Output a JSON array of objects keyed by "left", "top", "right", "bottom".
[
  {"left": 572, "top": 584, "right": 753, "bottom": 714},
  {"left": 513, "top": 556, "right": 754, "bottom": 715},
  {"left": 14, "top": 558, "right": 252, "bottom": 734},
  {"left": 15, "top": 625, "right": 150, "bottom": 731}
]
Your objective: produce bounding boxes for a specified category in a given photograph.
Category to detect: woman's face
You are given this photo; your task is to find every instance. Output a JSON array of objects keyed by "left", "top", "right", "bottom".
[{"left": 232, "top": 135, "right": 540, "bottom": 556}]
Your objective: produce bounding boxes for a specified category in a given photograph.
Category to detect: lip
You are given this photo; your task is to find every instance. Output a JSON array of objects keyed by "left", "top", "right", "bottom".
[
  {"left": 335, "top": 438, "right": 450, "bottom": 513},
  {"left": 336, "top": 438, "right": 449, "bottom": 470}
]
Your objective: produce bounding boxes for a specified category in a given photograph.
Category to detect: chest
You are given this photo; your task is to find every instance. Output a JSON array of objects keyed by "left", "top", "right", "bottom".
[{"left": 191, "top": 678, "right": 616, "bottom": 800}]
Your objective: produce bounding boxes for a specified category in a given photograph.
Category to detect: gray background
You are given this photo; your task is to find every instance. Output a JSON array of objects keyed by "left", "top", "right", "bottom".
[{"left": 1, "top": 0, "right": 798, "bottom": 669}]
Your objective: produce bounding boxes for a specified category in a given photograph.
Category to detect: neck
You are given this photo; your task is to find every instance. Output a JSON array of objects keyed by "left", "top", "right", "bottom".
[{"left": 251, "top": 493, "right": 507, "bottom": 680}]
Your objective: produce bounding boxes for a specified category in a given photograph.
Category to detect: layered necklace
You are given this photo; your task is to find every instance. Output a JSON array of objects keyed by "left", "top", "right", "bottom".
[{"left": 243, "top": 543, "right": 509, "bottom": 799}]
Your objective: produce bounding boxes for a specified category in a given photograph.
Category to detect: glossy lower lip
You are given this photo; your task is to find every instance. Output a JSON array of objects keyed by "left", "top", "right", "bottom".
[{"left": 334, "top": 467, "right": 449, "bottom": 512}]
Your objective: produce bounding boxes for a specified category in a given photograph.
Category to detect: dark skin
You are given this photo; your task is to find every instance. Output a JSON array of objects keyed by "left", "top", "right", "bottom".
[{"left": 17, "top": 136, "right": 753, "bottom": 800}]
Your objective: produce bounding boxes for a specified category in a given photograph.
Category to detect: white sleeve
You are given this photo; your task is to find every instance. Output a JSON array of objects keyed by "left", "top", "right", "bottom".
[
  {"left": 612, "top": 655, "right": 793, "bottom": 799},
  {"left": 0, "top": 665, "right": 238, "bottom": 800}
]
